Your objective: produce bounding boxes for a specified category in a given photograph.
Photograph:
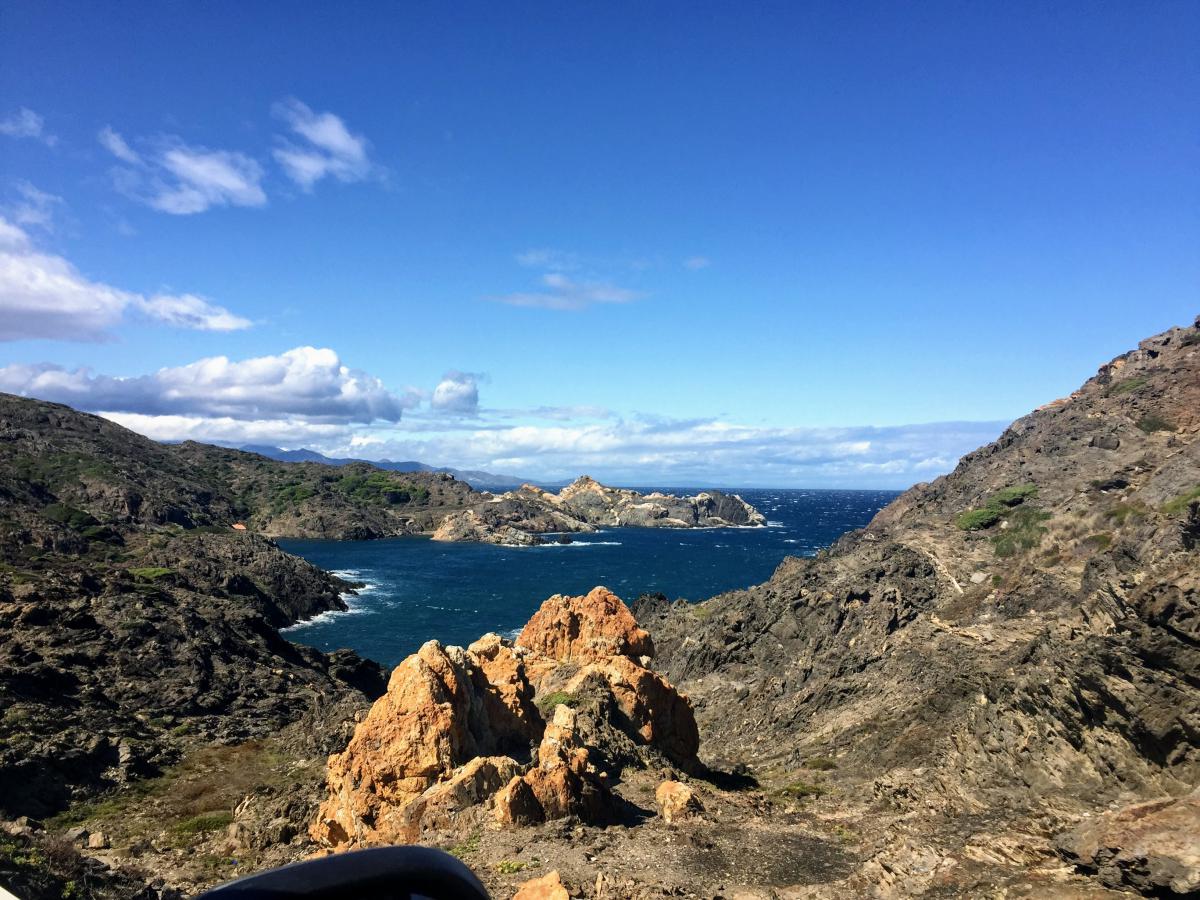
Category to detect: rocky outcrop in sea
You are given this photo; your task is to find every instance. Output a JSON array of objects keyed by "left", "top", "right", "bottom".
[{"left": 432, "top": 476, "right": 766, "bottom": 545}]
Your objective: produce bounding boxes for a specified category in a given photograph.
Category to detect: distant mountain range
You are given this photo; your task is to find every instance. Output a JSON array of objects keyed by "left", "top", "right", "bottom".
[{"left": 237, "top": 445, "right": 531, "bottom": 490}]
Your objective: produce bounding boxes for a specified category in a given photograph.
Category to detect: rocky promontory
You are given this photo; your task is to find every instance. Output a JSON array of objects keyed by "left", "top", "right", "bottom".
[
  {"left": 311, "top": 587, "right": 699, "bottom": 849},
  {"left": 432, "top": 476, "right": 766, "bottom": 545}
]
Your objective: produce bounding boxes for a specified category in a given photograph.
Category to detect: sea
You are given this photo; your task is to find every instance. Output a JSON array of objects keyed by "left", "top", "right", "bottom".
[{"left": 279, "top": 488, "right": 898, "bottom": 669}]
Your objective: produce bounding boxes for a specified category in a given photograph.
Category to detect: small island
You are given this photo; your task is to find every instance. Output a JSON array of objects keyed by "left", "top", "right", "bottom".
[{"left": 431, "top": 475, "right": 766, "bottom": 545}]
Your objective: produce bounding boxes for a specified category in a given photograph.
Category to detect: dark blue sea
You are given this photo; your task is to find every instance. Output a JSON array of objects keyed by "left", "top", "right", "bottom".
[{"left": 279, "top": 488, "right": 898, "bottom": 668}]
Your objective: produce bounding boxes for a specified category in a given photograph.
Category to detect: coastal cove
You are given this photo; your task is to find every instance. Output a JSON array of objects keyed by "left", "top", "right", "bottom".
[{"left": 280, "top": 488, "right": 897, "bottom": 667}]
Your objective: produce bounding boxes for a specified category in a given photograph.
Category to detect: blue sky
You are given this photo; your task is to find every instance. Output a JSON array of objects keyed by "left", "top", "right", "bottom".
[{"left": 1, "top": 1, "right": 1196, "bottom": 486}]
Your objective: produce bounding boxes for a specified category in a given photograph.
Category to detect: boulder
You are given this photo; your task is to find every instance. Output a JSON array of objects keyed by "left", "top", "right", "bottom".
[
  {"left": 1056, "top": 790, "right": 1200, "bottom": 896},
  {"left": 655, "top": 780, "right": 703, "bottom": 824},
  {"left": 513, "top": 870, "right": 570, "bottom": 900}
]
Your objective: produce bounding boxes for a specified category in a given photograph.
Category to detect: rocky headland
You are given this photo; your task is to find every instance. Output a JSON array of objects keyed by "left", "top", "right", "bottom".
[
  {"left": 432, "top": 476, "right": 766, "bottom": 546},
  {"left": 2, "top": 316, "right": 1198, "bottom": 899}
]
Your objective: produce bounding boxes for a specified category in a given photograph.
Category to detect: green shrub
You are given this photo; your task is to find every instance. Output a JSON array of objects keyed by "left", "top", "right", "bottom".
[
  {"left": 43, "top": 503, "right": 98, "bottom": 530},
  {"left": 535, "top": 691, "right": 578, "bottom": 716},
  {"left": 1137, "top": 414, "right": 1174, "bottom": 434},
  {"left": 496, "top": 860, "right": 536, "bottom": 874},
  {"left": 1163, "top": 486, "right": 1200, "bottom": 517},
  {"left": 991, "top": 507, "right": 1052, "bottom": 558},
  {"left": 449, "top": 832, "right": 481, "bottom": 858},
  {"left": 1083, "top": 532, "right": 1113, "bottom": 551},
  {"left": 129, "top": 566, "right": 173, "bottom": 581},
  {"left": 170, "top": 811, "right": 233, "bottom": 836},
  {"left": 778, "top": 780, "right": 825, "bottom": 799},
  {"left": 956, "top": 507, "right": 1004, "bottom": 531},
  {"left": 956, "top": 484, "right": 1038, "bottom": 531},
  {"left": 1105, "top": 376, "right": 1148, "bottom": 397}
]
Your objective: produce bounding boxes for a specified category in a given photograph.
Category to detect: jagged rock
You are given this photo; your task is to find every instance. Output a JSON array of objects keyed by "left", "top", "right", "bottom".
[
  {"left": 513, "top": 870, "right": 570, "bottom": 900},
  {"left": 517, "top": 586, "right": 654, "bottom": 663},
  {"left": 313, "top": 589, "right": 695, "bottom": 849},
  {"left": 1056, "top": 790, "right": 1200, "bottom": 896},
  {"left": 431, "top": 509, "right": 543, "bottom": 546},
  {"left": 312, "top": 639, "right": 539, "bottom": 847},
  {"left": 655, "top": 780, "right": 703, "bottom": 823}
]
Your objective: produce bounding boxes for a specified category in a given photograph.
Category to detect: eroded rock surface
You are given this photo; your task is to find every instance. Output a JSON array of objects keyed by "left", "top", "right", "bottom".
[{"left": 311, "top": 588, "right": 698, "bottom": 849}]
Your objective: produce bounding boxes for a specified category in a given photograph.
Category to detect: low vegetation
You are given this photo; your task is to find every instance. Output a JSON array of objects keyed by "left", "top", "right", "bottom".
[
  {"left": 1137, "top": 414, "right": 1175, "bottom": 434},
  {"left": 1164, "top": 486, "right": 1200, "bottom": 517},
  {"left": 991, "top": 506, "right": 1052, "bottom": 558},
  {"left": 803, "top": 756, "right": 837, "bottom": 771},
  {"left": 777, "top": 780, "right": 826, "bottom": 800},
  {"left": 1104, "top": 375, "right": 1148, "bottom": 397},
  {"left": 955, "top": 483, "right": 1038, "bottom": 531},
  {"left": 536, "top": 691, "right": 579, "bottom": 716}
]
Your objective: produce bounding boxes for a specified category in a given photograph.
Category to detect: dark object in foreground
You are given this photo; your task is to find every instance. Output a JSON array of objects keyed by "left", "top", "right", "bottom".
[{"left": 196, "top": 847, "right": 489, "bottom": 900}]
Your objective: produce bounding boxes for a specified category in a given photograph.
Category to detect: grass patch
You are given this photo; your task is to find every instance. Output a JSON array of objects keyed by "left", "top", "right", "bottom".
[
  {"left": 449, "top": 831, "right": 481, "bottom": 859},
  {"left": 777, "top": 780, "right": 826, "bottom": 800},
  {"left": 1083, "top": 532, "right": 1113, "bottom": 551},
  {"left": 1164, "top": 486, "right": 1200, "bottom": 517},
  {"left": 803, "top": 756, "right": 837, "bottom": 771},
  {"left": 170, "top": 811, "right": 233, "bottom": 836},
  {"left": 991, "top": 506, "right": 1052, "bottom": 558},
  {"left": 956, "top": 483, "right": 1038, "bottom": 531},
  {"left": 496, "top": 859, "right": 538, "bottom": 874},
  {"left": 1105, "top": 502, "right": 1148, "bottom": 526},
  {"left": 535, "top": 691, "right": 579, "bottom": 716},
  {"left": 128, "top": 566, "right": 173, "bottom": 581},
  {"left": 689, "top": 602, "right": 714, "bottom": 621},
  {"left": 1137, "top": 414, "right": 1175, "bottom": 434},
  {"left": 1105, "top": 375, "right": 1148, "bottom": 397}
]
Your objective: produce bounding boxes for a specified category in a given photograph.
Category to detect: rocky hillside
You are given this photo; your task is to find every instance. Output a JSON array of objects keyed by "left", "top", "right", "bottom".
[
  {"left": 432, "top": 476, "right": 765, "bottom": 545},
  {"left": 0, "top": 393, "right": 480, "bottom": 542},
  {"left": 0, "top": 397, "right": 401, "bottom": 834},
  {"left": 636, "top": 316, "right": 1200, "bottom": 896}
]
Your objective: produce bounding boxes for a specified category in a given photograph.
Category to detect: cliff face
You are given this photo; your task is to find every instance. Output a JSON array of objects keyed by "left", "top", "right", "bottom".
[
  {"left": 639, "top": 316, "right": 1200, "bottom": 896},
  {"left": 432, "top": 476, "right": 766, "bottom": 545}
]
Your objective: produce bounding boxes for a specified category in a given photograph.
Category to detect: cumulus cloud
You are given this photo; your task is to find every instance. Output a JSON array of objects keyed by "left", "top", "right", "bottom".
[
  {"left": 101, "top": 129, "right": 267, "bottom": 215},
  {"left": 431, "top": 371, "right": 482, "bottom": 414},
  {"left": 492, "top": 272, "right": 643, "bottom": 311},
  {"left": 0, "top": 216, "right": 251, "bottom": 340},
  {"left": 0, "top": 346, "right": 417, "bottom": 423},
  {"left": 0, "top": 108, "right": 55, "bottom": 145},
  {"left": 272, "top": 98, "right": 373, "bottom": 190}
]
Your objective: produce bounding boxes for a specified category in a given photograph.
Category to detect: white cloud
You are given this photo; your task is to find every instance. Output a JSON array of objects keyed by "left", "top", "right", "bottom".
[
  {"left": 103, "top": 131, "right": 267, "bottom": 215},
  {"left": 0, "top": 108, "right": 55, "bottom": 145},
  {"left": 99, "top": 412, "right": 353, "bottom": 446},
  {"left": 149, "top": 144, "right": 267, "bottom": 214},
  {"left": 136, "top": 293, "right": 253, "bottom": 331},
  {"left": 515, "top": 249, "right": 580, "bottom": 271},
  {"left": 431, "top": 370, "right": 481, "bottom": 414},
  {"left": 0, "top": 347, "right": 416, "bottom": 423},
  {"left": 492, "top": 272, "right": 643, "bottom": 311},
  {"left": 683, "top": 256, "right": 711, "bottom": 270},
  {"left": 343, "top": 418, "right": 1007, "bottom": 488},
  {"left": 0, "top": 216, "right": 251, "bottom": 340},
  {"left": 7, "top": 181, "right": 63, "bottom": 231},
  {"left": 98, "top": 126, "right": 142, "bottom": 164},
  {"left": 272, "top": 98, "right": 373, "bottom": 190}
]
